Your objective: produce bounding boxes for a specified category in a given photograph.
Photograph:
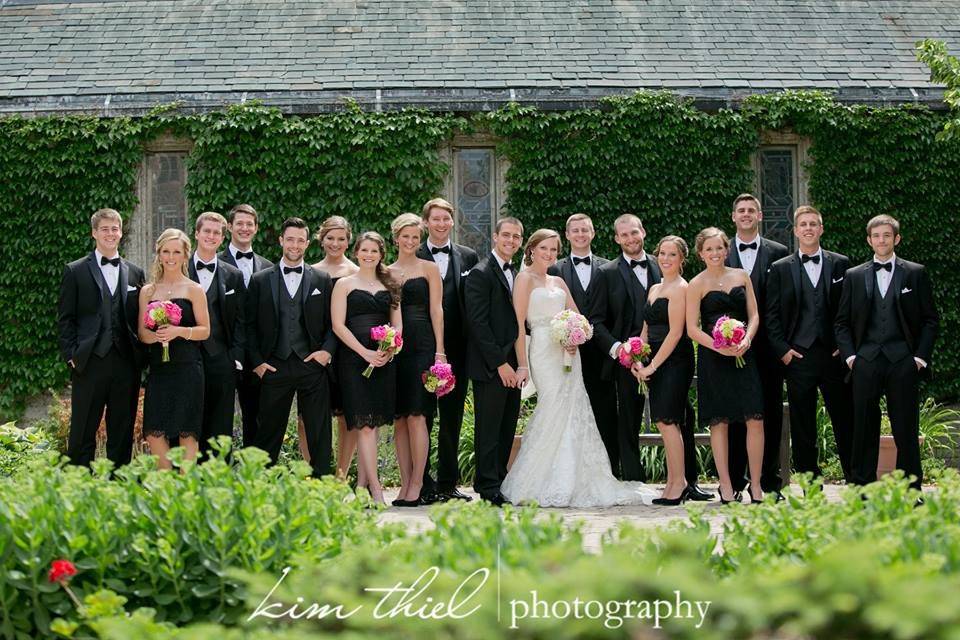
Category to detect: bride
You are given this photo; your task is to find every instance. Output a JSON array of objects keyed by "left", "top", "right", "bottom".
[{"left": 501, "top": 229, "right": 657, "bottom": 507}]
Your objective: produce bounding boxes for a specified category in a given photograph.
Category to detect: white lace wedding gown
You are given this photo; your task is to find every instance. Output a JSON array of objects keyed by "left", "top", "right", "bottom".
[{"left": 501, "top": 286, "right": 658, "bottom": 507}]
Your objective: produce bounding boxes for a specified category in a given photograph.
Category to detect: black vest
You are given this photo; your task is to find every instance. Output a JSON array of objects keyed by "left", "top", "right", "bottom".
[
  {"left": 93, "top": 284, "right": 130, "bottom": 357},
  {"left": 276, "top": 280, "right": 310, "bottom": 359},
  {"left": 862, "top": 285, "right": 911, "bottom": 362},
  {"left": 202, "top": 277, "right": 227, "bottom": 357},
  {"left": 794, "top": 269, "right": 829, "bottom": 349}
]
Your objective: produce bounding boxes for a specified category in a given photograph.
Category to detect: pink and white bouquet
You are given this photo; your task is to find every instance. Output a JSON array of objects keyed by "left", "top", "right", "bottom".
[
  {"left": 143, "top": 300, "right": 183, "bottom": 362},
  {"left": 422, "top": 361, "right": 456, "bottom": 397},
  {"left": 712, "top": 315, "right": 747, "bottom": 368},
  {"left": 617, "top": 336, "right": 653, "bottom": 394},
  {"left": 549, "top": 310, "right": 593, "bottom": 372},
  {"left": 364, "top": 324, "right": 403, "bottom": 378}
]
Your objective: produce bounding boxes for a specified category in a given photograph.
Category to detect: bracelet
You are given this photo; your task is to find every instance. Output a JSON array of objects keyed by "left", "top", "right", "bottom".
[
  {"left": 435, "top": 352, "right": 446, "bottom": 356},
  {"left": 517, "top": 367, "right": 528, "bottom": 371},
  {"left": 188, "top": 327, "right": 193, "bottom": 340}
]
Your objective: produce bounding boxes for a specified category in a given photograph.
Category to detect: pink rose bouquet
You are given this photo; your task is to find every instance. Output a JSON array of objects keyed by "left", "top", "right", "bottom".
[
  {"left": 617, "top": 336, "right": 653, "bottom": 394},
  {"left": 712, "top": 315, "right": 747, "bottom": 368},
  {"left": 143, "top": 300, "right": 183, "bottom": 362},
  {"left": 549, "top": 309, "right": 593, "bottom": 372},
  {"left": 422, "top": 361, "right": 456, "bottom": 397},
  {"left": 364, "top": 324, "right": 402, "bottom": 378}
]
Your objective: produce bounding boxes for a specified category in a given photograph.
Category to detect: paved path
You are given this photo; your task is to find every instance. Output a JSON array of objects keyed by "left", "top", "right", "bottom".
[{"left": 379, "top": 484, "right": 849, "bottom": 553}]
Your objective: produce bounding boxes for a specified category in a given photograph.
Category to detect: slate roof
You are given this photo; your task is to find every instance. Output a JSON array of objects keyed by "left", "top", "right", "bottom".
[{"left": 1, "top": 0, "right": 959, "bottom": 115}]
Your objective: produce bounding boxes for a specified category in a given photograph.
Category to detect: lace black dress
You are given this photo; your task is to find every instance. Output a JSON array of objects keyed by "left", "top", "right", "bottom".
[
  {"left": 337, "top": 289, "right": 397, "bottom": 430},
  {"left": 143, "top": 298, "right": 203, "bottom": 441},
  {"left": 696, "top": 286, "right": 764, "bottom": 428},
  {"left": 643, "top": 297, "right": 694, "bottom": 426},
  {"left": 395, "top": 277, "right": 437, "bottom": 418}
]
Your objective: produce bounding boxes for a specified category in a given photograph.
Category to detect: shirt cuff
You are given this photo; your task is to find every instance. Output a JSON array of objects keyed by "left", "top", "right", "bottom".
[
  {"left": 915, "top": 357, "right": 927, "bottom": 369},
  {"left": 609, "top": 342, "right": 621, "bottom": 359},
  {"left": 845, "top": 356, "right": 856, "bottom": 367},
  {"left": 235, "top": 360, "right": 242, "bottom": 371}
]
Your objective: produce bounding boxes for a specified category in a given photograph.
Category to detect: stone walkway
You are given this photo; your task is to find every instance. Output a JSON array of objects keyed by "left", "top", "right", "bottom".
[{"left": 380, "top": 484, "right": 849, "bottom": 553}]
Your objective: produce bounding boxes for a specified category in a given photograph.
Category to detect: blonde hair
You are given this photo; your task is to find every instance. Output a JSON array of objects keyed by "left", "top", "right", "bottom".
[
  {"left": 90, "top": 208, "right": 122, "bottom": 231},
  {"left": 694, "top": 227, "right": 730, "bottom": 257},
  {"left": 421, "top": 197, "right": 455, "bottom": 220},
  {"left": 522, "top": 229, "right": 561, "bottom": 266},
  {"left": 793, "top": 205, "right": 823, "bottom": 226},
  {"left": 390, "top": 213, "right": 423, "bottom": 241},
  {"left": 149, "top": 228, "right": 192, "bottom": 284},
  {"left": 316, "top": 215, "right": 353, "bottom": 245},
  {"left": 565, "top": 213, "right": 594, "bottom": 231},
  {"left": 654, "top": 235, "right": 689, "bottom": 275},
  {"left": 613, "top": 213, "right": 643, "bottom": 232},
  {"left": 194, "top": 211, "right": 227, "bottom": 234},
  {"left": 353, "top": 231, "right": 401, "bottom": 308},
  {"left": 867, "top": 214, "right": 900, "bottom": 236}
]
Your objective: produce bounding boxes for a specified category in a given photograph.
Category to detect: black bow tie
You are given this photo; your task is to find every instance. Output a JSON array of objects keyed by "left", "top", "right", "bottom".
[
  {"left": 801, "top": 254, "right": 820, "bottom": 264},
  {"left": 431, "top": 245, "right": 451, "bottom": 255},
  {"left": 573, "top": 256, "right": 591, "bottom": 266},
  {"left": 197, "top": 260, "right": 215, "bottom": 272},
  {"left": 739, "top": 242, "right": 758, "bottom": 252},
  {"left": 283, "top": 265, "right": 303, "bottom": 275},
  {"left": 629, "top": 259, "right": 647, "bottom": 270},
  {"left": 235, "top": 251, "right": 254, "bottom": 260},
  {"left": 100, "top": 256, "right": 120, "bottom": 267},
  {"left": 502, "top": 262, "right": 514, "bottom": 272},
  {"left": 874, "top": 262, "right": 892, "bottom": 273}
]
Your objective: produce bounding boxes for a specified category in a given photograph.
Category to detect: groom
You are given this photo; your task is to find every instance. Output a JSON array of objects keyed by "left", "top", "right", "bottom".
[{"left": 464, "top": 217, "right": 524, "bottom": 506}]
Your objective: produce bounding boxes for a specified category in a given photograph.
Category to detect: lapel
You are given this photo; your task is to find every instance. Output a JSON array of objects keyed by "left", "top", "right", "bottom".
[
  {"left": 300, "top": 265, "right": 313, "bottom": 307},
  {"left": 118, "top": 259, "right": 130, "bottom": 309},
  {"left": 588, "top": 256, "right": 600, "bottom": 294},
  {"left": 214, "top": 263, "right": 228, "bottom": 317},
  {"left": 561, "top": 258, "right": 575, "bottom": 291},
  {"left": 617, "top": 256, "right": 638, "bottom": 309},
  {"left": 821, "top": 251, "right": 834, "bottom": 297},
  {"left": 220, "top": 249, "right": 238, "bottom": 269},
  {"left": 417, "top": 243, "right": 433, "bottom": 263},
  {"left": 269, "top": 267, "right": 281, "bottom": 324},
  {"left": 727, "top": 245, "right": 742, "bottom": 269},
  {"left": 790, "top": 254, "right": 802, "bottom": 308},
  {"left": 188, "top": 256, "right": 199, "bottom": 283},
  {"left": 864, "top": 261, "right": 875, "bottom": 303},
  {"left": 750, "top": 240, "right": 764, "bottom": 291},
  {"left": 451, "top": 246, "right": 463, "bottom": 291},
  {"left": 492, "top": 256, "right": 511, "bottom": 296},
  {"left": 647, "top": 260, "right": 661, "bottom": 288},
  {"left": 85, "top": 252, "right": 106, "bottom": 303},
  {"left": 890, "top": 258, "right": 906, "bottom": 307}
]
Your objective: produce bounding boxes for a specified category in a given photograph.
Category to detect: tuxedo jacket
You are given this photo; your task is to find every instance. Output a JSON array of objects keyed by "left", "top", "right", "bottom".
[
  {"left": 218, "top": 248, "right": 273, "bottom": 278},
  {"left": 834, "top": 258, "right": 939, "bottom": 374},
  {"left": 463, "top": 256, "right": 520, "bottom": 381},
  {"left": 244, "top": 264, "right": 337, "bottom": 369},
  {"left": 590, "top": 256, "right": 662, "bottom": 380},
  {"left": 765, "top": 249, "right": 850, "bottom": 358},
  {"left": 726, "top": 236, "right": 789, "bottom": 353},
  {"left": 188, "top": 255, "right": 246, "bottom": 363},
  {"left": 415, "top": 241, "right": 479, "bottom": 339}
]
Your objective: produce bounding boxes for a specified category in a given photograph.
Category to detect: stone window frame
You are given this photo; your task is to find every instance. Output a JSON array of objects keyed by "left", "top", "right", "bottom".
[{"left": 751, "top": 130, "right": 811, "bottom": 251}]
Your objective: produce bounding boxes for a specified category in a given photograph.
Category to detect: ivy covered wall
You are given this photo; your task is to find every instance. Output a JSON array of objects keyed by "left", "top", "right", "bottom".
[{"left": 1, "top": 92, "right": 958, "bottom": 416}]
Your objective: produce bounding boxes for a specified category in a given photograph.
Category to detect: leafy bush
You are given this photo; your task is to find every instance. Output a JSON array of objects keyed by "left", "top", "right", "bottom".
[{"left": 0, "top": 422, "right": 55, "bottom": 476}]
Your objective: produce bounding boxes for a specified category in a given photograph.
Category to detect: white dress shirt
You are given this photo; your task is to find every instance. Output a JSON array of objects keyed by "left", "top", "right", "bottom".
[
  {"left": 491, "top": 251, "right": 514, "bottom": 291},
  {"left": 281, "top": 260, "right": 304, "bottom": 298},
  {"left": 622, "top": 251, "right": 649, "bottom": 290},
  {"left": 874, "top": 254, "right": 895, "bottom": 299},
  {"left": 94, "top": 249, "right": 119, "bottom": 295},
  {"left": 427, "top": 240, "right": 451, "bottom": 279},
  {"left": 193, "top": 253, "right": 217, "bottom": 293},
  {"left": 230, "top": 243, "right": 254, "bottom": 286},
  {"left": 800, "top": 248, "right": 823, "bottom": 287},
  {"left": 571, "top": 252, "right": 592, "bottom": 290},
  {"left": 735, "top": 235, "right": 759, "bottom": 275}
]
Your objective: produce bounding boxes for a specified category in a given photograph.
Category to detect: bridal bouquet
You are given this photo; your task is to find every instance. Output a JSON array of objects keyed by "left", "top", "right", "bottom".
[
  {"left": 422, "top": 361, "right": 456, "bottom": 397},
  {"left": 364, "top": 324, "right": 403, "bottom": 378},
  {"left": 712, "top": 315, "right": 747, "bottom": 368},
  {"left": 143, "top": 300, "right": 183, "bottom": 362},
  {"left": 550, "top": 310, "right": 593, "bottom": 372},
  {"left": 617, "top": 336, "right": 652, "bottom": 394}
]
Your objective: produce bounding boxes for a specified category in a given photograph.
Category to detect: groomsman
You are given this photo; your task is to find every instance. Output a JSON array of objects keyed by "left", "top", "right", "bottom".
[
  {"left": 725, "top": 194, "right": 789, "bottom": 499},
  {"left": 58, "top": 208, "right": 145, "bottom": 467},
  {"left": 219, "top": 204, "right": 273, "bottom": 447},
  {"left": 245, "top": 217, "right": 337, "bottom": 477},
  {"left": 189, "top": 212, "right": 246, "bottom": 452},
  {"left": 416, "top": 198, "right": 479, "bottom": 502},
  {"left": 766, "top": 206, "right": 853, "bottom": 482},
  {"left": 835, "top": 215, "right": 938, "bottom": 490},
  {"left": 591, "top": 214, "right": 661, "bottom": 481},
  {"left": 465, "top": 217, "right": 524, "bottom": 506}
]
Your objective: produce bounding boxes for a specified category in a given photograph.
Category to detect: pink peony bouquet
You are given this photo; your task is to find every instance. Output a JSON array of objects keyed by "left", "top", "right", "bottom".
[
  {"left": 712, "top": 315, "right": 747, "bottom": 368},
  {"left": 617, "top": 336, "right": 653, "bottom": 394},
  {"left": 549, "top": 310, "right": 593, "bottom": 372},
  {"left": 143, "top": 300, "right": 183, "bottom": 362},
  {"left": 364, "top": 324, "right": 403, "bottom": 378},
  {"left": 422, "top": 361, "right": 456, "bottom": 397}
]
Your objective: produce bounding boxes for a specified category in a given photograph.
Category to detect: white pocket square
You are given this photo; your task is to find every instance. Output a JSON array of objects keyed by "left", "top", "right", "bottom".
[
  {"left": 311, "top": 288, "right": 322, "bottom": 296},
  {"left": 832, "top": 277, "right": 844, "bottom": 284},
  {"left": 901, "top": 287, "right": 912, "bottom": 294},
  {"left": 127, "top": 285, "right": 138, "bottom": 292},
  {"left": 461, "top": 270, "right": 471, "bottom": 277},
  {"left": 225, "top": 289, "right": 235, "bottom": 296}
]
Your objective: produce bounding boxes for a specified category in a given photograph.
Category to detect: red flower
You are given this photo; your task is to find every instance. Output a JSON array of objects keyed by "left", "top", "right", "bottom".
[{"left": 48, "top": 559, "right": 77, "bottom": 584}]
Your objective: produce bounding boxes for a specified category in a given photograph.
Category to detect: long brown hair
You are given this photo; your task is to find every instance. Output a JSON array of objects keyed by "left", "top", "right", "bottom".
[{"left": 353, "top": 231, "right": 401, "bottom": 308}]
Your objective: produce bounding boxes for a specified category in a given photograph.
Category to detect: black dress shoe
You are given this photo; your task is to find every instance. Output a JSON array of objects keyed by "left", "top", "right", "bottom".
[
  {"left": 487, "top": 493, "right": 511, "bottom": 507},
  {"left": 419, "top": 493, "right": 443, "bottom": 505},
  {"left": 392, "top": 499, "right": 418, "bottom": 507},
  {"left": 685, "top": 485, "right": 714, "bottom": 501},
  {"left": 443, "top": 488, "right": 473, "bottom": 502},
  {"left": 733, "top": 490, "right": 743, "bottom": 503}
]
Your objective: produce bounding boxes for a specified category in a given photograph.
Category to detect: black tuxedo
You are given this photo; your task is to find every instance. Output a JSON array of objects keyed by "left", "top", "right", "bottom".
[
  {"left": 835, "top": 257, "right": 939, "bottom": 488},
  {"left": 590, "top": 255, "right": 662, "bottom": 480},
  {"left": 245, "top": 263, "right": 336, "bottom": 477},
  {"left": 726, "top": 236, "right": 789, "bottom": 492},
  {"left": 416, "top": 241, "right": 479, "bottom": 494},
  {"left": 57, "top": 252, "right": 145, "bottom": 467},
  {"left": 188, "top": 255, "right": 246, "bottom": 450},
  {"left": 220, "top": 247, "right": 273, "bottom": 446},
  {"left": 549, "top": 254, "right": 621, "bottom": 472},
  {"left": 464, "top": 254, "right": 521, "bottom": 500},
  {"left": 767, "top": 250, "right": 853, "bottom": 480}
]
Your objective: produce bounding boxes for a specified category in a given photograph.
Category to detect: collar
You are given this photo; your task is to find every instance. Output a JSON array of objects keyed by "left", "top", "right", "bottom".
[
  {"left": 281, "top": 259, "right": 305, "bottom": 271},
  {"left": 622, "top": 251, "right": 647, "bottom": 265},
  {"left": 491, "top": 251, "right": 510, "bottom": 270},
  {"left": 736, "top": 235, "right": 760, "bottom": 249},
  {"left": 571, "top": 251, "right": 592, "bottom": 261},
  {"left": 427, "top": 239, "right": 451, "bottom": 251},
  {"left": 873, "top": 253, "right": 896, "bottom": 266},
  {"left": 95, "top": 249, "right": 120, "bottom": 265},
  {"left": 230, "top": 243, "right": 252, "bottom": 258},
  {"left": 194, "top": 252, "right": 218, "bottom": 267},
  {"left": 798, "top": 248, "right": 823, "bottom": 261}
]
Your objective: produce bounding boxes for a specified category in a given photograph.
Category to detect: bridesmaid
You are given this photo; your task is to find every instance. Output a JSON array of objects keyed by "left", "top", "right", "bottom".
[
  {"left": 331, "top": 232, "right": 402, "bottom": 505},
  {"left": 387, "top": 213, "right": 445, "bottom": 506},
  {"left": 138, "top": 228, "right": 210, "bottom": 469},
  {"left": 296, "top": 216, "right": 361, "bottom": 482},
  {"left": 633, "top": 236, "right": 694, "bottom": 505},
  {"left": 685, "top": 227, "right": 764, "bottom": 504}
]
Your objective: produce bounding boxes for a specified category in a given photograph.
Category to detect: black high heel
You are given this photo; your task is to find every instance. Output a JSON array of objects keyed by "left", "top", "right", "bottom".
[
  {"left": 718, "top": 487, "right": 737, "bottom": 505},
  {"left": 653, "top": 486, "right": 689, "bottom": 506},
  {"left": 748, "top": 488, "right": 764, "bottom": 505}
]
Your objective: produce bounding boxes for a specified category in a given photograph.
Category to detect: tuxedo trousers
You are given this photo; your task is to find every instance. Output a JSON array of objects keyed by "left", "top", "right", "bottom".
[
  {"left": 783, "top": 342, "right": 854, "bottom": 481},
  {"left": 582, "top": 348, "right": 619, "bottom": 476},
  {"left": 257, "top": 355, "right": 331, "bottom": 478},
  {"left": 237, "top": 368, "right": 262, "bottom": 447},
  {"left": 68, "top": 346, "right": 139, "bottom": 468},
  {"left": 199, "top": 350, "right": 236, "bottom": 453},
  {"left": 729, "top": 346, "right": 785, "bottom": 492},
  {"left": 472, "top": 377, "right": 521, "bottom": 499},
  {"left": 614, "top": 366, "right": 646, "bottom": 481},
  {"left": 423, "top": 348, "right": 470, "bottom": 494},
  {"left": 850, "top": 353, "right": 922, "bottom": 489}
]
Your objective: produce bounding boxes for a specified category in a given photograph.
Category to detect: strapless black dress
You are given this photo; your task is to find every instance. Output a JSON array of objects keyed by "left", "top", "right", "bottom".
[
  {"left": 395, "top": 277, "right": 437, "bottom": 418},
  {"left": 642, "top": 297, "right": 694, "bottom": 426},
  {"left": 337, "top": 289, "right": 397, "bottom": 430}
]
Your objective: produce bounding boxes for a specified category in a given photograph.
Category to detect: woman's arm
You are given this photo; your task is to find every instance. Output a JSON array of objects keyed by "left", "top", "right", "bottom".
[
  {"left": 184, "top": 284, "right": 211, "bottom": 341},
  {"left": 425, "top": 260, "right": 446, "bottom": 363},
  {"left": 137, "top": 286, "right": 158, "bottom": 344},
  {"left": 512, "top": 272, "right": 533, "bottom": 374},
  {"left": 557, "top": 276, "right": 581, "bottom": 314},
  {"left": 738, "top": 271, "right": 761, "bottom": 354},
  {"left": 685, "top": 278, "right": 716, "bottom": 351}
]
